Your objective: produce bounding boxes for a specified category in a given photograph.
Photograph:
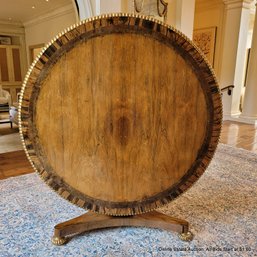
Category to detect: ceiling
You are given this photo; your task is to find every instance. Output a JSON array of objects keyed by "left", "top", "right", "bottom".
[{"left": 0, "top": 0, "right": 74, "bottom": 23}]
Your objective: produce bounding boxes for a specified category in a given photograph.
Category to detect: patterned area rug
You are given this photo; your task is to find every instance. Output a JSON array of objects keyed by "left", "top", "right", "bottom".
[{"left": 0, "top": 144, "right": 256, "bottom": 257}]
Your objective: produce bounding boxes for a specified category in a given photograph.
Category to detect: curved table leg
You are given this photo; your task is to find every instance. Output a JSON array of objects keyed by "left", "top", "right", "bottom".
[{"left": 52, "top": 210, "right": 193, "bottom": 245}]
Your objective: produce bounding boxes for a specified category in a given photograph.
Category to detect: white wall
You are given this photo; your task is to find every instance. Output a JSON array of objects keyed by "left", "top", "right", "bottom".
[
  {"left": 89, "top": 0, "right": 130, "bottom": 16},
  {"left": 76, "top": 0, "right": 93, "bottom": 19},
  {"left": 24, "top": 4, "right": 77, "bottom": 64},
  {"left": 166, "top": 0, "right": 195, "bottom": 39},
  {"left": 99, "top": 0, "right": 122, "bottom": 14}
]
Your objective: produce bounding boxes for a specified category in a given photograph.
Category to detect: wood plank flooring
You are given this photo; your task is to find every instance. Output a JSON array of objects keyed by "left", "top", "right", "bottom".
[
  {"left": 0, "top": 121, "right": 256, "bottom": 180},
  {"left": 220, "top": 121, "right": 257, "bottom": 154},
  {"left": 0, "top": 150, "right": 34, "bottom": 180}
]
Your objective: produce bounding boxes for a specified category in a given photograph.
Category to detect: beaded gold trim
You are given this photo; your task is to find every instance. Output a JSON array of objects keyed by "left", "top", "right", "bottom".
[{"left": 18, "top": 13, "right": 222, "bottom": 216}]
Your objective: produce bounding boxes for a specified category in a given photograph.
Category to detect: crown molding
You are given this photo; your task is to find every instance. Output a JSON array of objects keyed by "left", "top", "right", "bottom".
[
  {"left": 223, "top": 0, "right": 252, "bottom": 4},
  {"left": 23, "top": 3, "right": 75, "bottom": 28},
  {"left": 0, "top": 21, "right": 25, "bottom": 36},
  {"left": 195, "top": 0, "right": 255, "bottom": 12},
  {"left": 0, "top": 20, "right": 23, "bottom": 27},
  {"left": 223, "top": 0, "right": 254, "bottom": 9}
]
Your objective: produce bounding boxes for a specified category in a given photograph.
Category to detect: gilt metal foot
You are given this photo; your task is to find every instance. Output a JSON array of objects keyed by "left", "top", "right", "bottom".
[
  {"left": 179, "top": 231, "right": 194, "bottom": 241},
  {"left": 51, "top": 236, "right": 68, "bottom": 246}
]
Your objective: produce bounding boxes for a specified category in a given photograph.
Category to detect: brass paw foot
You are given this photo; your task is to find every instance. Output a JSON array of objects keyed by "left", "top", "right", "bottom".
[
  {"left": 51, "top": 236, "right": 68, "bottom": 246},
  {"left": 179, "top": 231, "right": 194, "bottom": 242}
]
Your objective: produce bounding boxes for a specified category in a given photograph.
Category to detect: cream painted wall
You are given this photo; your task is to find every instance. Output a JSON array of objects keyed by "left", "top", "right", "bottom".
[
  {"left": 89, "top": 0, "right": 130, "bottom": 16},
  {"left": 24, "top": 4, "right": 76, "bottom": 64},
  {"left": 194, "top": 2, "right": 225, "bottom": 80},
  {"left": 99, "top": 0, "right": 122, "bottom": 14},
  {"left": 166, "top": 0, "right": 195, "bottom": 39}
]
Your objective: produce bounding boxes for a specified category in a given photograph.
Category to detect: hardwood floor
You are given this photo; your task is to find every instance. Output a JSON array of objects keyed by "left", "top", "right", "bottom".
[
  {"left": 220, "top": 121, "right": 257, "bottom": 154},
  {"left": 0, "top": 151, "right": 34, "bottom": 180},
  {"left": 0, "top": 121, "right": 256, "bottom": 180}
]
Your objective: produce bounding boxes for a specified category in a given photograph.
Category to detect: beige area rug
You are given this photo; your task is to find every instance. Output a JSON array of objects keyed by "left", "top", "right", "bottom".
[
  {"left": 0, "top": 144, "right": 256, "bottom": 256},
  {"left": 0, "top": 123, "right": 22, "bottom": 154}
]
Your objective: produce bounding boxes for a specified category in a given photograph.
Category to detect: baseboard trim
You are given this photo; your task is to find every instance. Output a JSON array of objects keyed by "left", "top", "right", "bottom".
[{"left": 223, "top": 114, "right": 257, "bottom": 125}]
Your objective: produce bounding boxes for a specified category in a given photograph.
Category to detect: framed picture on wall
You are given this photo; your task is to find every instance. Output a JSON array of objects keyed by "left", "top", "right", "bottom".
[
  {"left": 193, "top": 27, "right": 217, "bottom": 66},
  {"left": 0, "top": 36, "right": 11, "bottom": 45}
]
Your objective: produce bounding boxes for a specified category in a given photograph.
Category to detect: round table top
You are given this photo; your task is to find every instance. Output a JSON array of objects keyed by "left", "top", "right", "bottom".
[{"left": 19, "top": 14, "right": 222, "bottom": 216}]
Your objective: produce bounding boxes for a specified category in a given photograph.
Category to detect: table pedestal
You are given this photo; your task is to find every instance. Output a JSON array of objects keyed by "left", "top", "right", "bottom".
[{"left": 51, "top": 210, "right": 193, "bottom": 245}]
